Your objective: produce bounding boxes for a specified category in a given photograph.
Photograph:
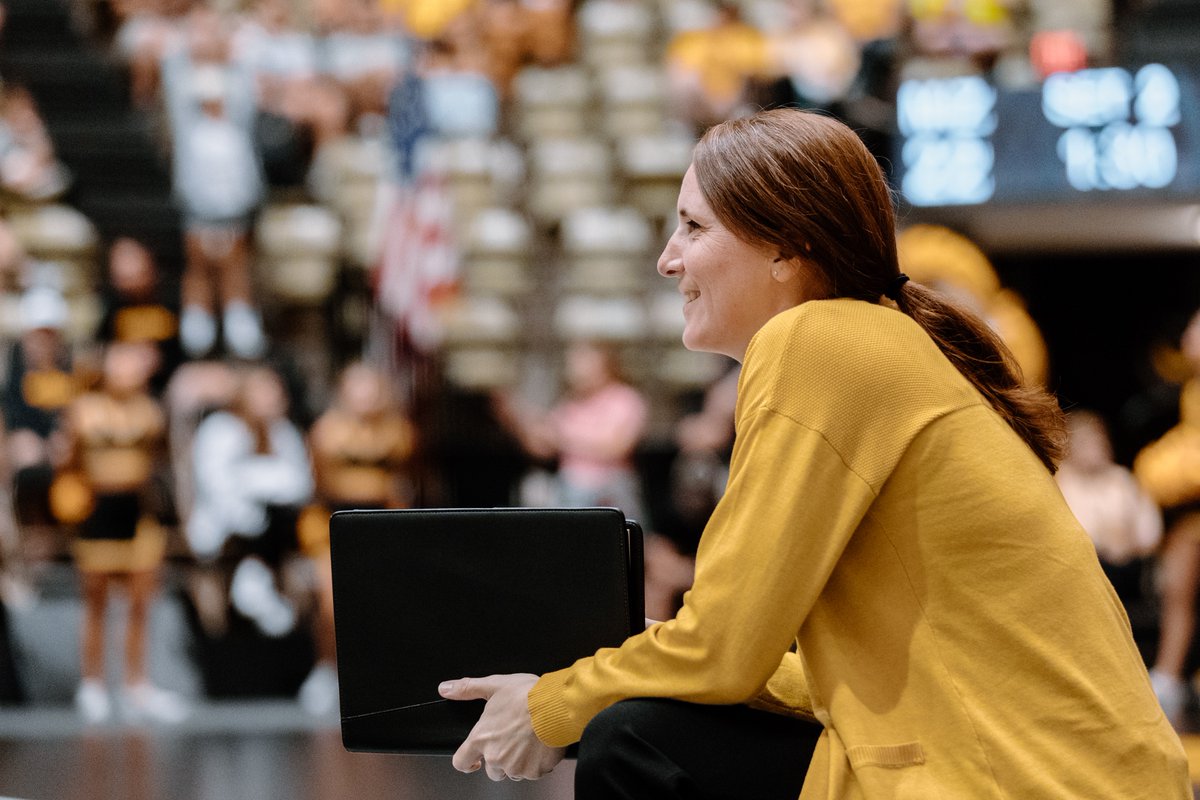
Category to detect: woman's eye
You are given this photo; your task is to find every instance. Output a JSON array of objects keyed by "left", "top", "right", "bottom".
[{"left": 685, "top": 220, "right": 700, "bottom": 232}]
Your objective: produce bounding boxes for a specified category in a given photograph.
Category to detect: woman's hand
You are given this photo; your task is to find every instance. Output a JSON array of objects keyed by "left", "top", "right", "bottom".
[{"left": 439, "top": 673, "right": 567, "bottom": 781}]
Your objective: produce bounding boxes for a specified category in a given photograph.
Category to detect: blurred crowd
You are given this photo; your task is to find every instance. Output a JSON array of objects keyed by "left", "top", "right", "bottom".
[{"left": 0, "top": 0, "right": 1197, "bottom": 732}]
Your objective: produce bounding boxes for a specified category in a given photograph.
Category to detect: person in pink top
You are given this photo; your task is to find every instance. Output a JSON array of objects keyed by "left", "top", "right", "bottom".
[{"left": 508, "top": 341, "right": 649, "bottom": 523}]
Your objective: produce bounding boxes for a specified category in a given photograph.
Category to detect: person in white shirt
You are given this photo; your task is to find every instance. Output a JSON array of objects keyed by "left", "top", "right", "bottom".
[{"left": 187, "top": 365, "right": 312, "bottom": 638}]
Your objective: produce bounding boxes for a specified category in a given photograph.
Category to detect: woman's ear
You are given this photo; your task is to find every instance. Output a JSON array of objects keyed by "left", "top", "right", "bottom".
[
  {"left": 773, "top": 254, "right": 832, "bottom": 301},
  {"left": 770, "top": 255, "right": 804, "bottom": 283}
]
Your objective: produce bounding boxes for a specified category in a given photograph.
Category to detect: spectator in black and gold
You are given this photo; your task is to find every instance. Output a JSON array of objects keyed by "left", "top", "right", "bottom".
[
  {"left": 299, "top": 361, "right": 416, "bottom": 715},
  {"left": 2, "top": 287, "right": 74, "bottom": 528},
  {"left": 97, "top": 238, "right": 182, "bottom": 394},
  {"left": 57, "top": 340, "right": 189, "bottom": 726}
]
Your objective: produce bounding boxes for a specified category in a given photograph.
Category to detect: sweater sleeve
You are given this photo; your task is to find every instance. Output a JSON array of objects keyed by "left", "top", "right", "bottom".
[
  {"left": 528, "top": 406, "right": 877, "bottom": 746},
  {"left": 745, "top": 649, "right": 818, "bottom": 721}
]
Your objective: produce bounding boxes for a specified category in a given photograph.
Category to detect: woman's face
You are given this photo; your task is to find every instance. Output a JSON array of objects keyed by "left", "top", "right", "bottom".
[
  {"left": 21, "top": 328, "right": 59, "bottom": 369},
  {"left": 339, "top": 365, "right": 386, "bottom": 417},
  {"left": 1065, "top": 415, "right": 1112, "bottom": 471},
  {"left": 657, "top": 166, "right": 795, "bottom": 361},
  {"left": 565, "top": 343, "right": 611, "bottom": 395},
  {"left": 243, "top": 370, "right": 288, "bottom": 421},
  {"left": 104, "top": 343, "right": 153, "bottom": 395},
  {"left": 109, "top": 239, "right": 155, "bottom": 296}
]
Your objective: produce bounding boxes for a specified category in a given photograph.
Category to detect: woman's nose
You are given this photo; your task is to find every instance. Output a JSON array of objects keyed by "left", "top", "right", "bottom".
[{"left": 657, "top": 236, "right": 682, "bottom": 277}]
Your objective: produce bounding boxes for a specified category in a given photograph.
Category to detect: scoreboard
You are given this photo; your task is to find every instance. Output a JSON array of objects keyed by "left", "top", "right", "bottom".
[{"left": 894, "top": 64, "right": 1200, "bottom": 207}]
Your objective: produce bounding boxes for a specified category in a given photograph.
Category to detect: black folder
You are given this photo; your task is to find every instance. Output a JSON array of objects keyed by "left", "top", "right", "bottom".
[{"left": 330, "top": 507, "right": 645, "bottom": 754}]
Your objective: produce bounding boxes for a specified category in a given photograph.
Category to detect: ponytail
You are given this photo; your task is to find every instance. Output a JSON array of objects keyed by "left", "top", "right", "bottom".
[
  {"left": 892, "top": 280, "right": 1066, "bottom": 473},
  {"left": 691, "top": 109, "right": 1066, "bottom": 472}
]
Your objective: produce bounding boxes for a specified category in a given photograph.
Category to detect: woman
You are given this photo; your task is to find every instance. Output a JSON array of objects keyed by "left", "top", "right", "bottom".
[
  {"left": 98, "top": 237, "right": 184, "bottom": 393},
  {"left": 1055, "top": 410, "right": 1160, "bottom": 598},
  {"left": 60, "top": 341, "right": 188, "bottom": 724},
  {"left": 439, "top": 109, "right": 1189, "bottom": 797},
  {"left": 300, "top": 361, "right": 415, "bottom": 714},
  {"left": 501, "top": 341, "right": 648, "bottom": 524}
]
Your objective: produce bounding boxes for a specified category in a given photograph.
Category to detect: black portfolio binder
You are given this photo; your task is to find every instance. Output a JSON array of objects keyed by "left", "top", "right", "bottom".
[{"left": 330, "top": 507, "right": 645, "bottom": 754}]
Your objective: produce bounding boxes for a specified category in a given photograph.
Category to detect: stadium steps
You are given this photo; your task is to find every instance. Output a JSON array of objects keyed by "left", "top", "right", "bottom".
[{"left": 0, "top": 0, "right": 184, "bottom": 269}]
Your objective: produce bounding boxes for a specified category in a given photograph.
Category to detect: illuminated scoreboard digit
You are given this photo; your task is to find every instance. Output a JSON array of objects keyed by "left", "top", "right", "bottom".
[
  {"left": 894, "top": 64, "right": 1200, "bottom": 206},
  {"left": 897, "top": 75, "right": 998, "bottom": 206}
]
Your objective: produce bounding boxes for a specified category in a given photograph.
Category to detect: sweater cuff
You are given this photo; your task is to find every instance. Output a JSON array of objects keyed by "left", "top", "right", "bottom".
[{"left": 528, "top": 668, "right": 580, "bottom": 747}]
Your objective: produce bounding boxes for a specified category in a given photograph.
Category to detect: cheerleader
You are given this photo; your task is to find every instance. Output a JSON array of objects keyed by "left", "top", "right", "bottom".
[
  {"left": 299, "top": 362, "right": 415, "bottom": 714},
  {"left": 60, "top": 341, "right": 188, "bottom": 724}
]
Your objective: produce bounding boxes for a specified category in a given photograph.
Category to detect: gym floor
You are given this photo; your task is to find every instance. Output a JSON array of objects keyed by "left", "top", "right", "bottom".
[{"left": 0, "top": 701, "right": 577, "bottom": 800}]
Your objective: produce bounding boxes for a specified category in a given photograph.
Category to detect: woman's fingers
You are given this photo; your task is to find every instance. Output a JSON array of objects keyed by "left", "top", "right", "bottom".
[
  {"left": 451, "top": 736, "right": 484, "bottom": 773},
  {"left": 445, "top": 675, "right": 496, "bottom": 774},
  {"left": 439, "top": 675, "right": 497, "bottom": 701},
  {"left": 442, "top": 673, "right": 563, "bottom": 779}
]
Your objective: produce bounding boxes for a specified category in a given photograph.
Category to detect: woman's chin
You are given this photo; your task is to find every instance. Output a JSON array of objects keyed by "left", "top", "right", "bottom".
[{"left": 681, "top": 329, "right": 716, "bottom": 355}]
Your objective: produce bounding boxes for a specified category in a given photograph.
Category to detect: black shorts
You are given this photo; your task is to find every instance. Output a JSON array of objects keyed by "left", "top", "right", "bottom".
[
  {"left": 221, "top": 505, "right": 301, "bottom": 566},
  {"left": 80, "top": 492, "right": 141, "bottom": 541}
]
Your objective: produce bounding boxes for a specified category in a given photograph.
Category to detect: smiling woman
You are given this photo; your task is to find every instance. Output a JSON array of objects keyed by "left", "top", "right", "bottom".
[
  {"left": 438, "top": 108, "right": 1191, "bottom": 800},
  {"left": 657, "top": 166, "right": 813, "bottom": 360}
]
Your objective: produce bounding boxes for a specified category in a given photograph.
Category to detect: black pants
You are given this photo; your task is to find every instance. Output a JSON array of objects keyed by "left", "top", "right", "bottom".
[
  {"left": 575, "top": 698, "right": 823, "bottom": 800},
  {"left": 220, "top": 504, "right": 300, "bottom": 568}
]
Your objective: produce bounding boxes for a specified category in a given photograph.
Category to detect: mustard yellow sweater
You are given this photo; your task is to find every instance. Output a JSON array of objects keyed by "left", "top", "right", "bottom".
[{"left": 528, "top": 299, "right": 1189, "bottom": 799}]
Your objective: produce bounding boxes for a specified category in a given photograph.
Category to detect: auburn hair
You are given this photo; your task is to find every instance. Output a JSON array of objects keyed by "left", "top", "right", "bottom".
[{"left": 692, "top": 109, "right": 1065, "bottom": 472}]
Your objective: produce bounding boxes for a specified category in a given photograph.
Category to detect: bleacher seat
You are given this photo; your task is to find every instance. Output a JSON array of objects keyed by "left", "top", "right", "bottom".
[
  {"left": 440, "top": 294, "right": 524, "bottom": 390},
  {"left": 255, "top": 204, "right": 343, "bottom": 305},
  {"left": 578, "top": 0, "right": 658, "bottom": 70},
  {"left": 527, "top": 137, "right": 614, "bottom": 227},
  {"left": 443, "top": 346, "right": 521, "bottom": 390},
  {"left": 440, "top": 294, "right": 522, "bottom": 344},
  {"left": 462, "top": 208, "right": 534, "bottom": 296},
  {"left": 307, "top": 135, "right": 391, "bottom": 269},
  {"left": 553, "top": 293, "right": 647, "bottom": 340},
  {"left": 742, "top": 0, "right": 792, "bottom": 31},
  {"left": 617, "top": 132, "right": 695, "bottom": 223},
  {"left": 513, "top": 66, "right": 593, "bottom": 141},
  {"left": 6, "top": 207, "right": 101, "bottom": 343},
  {"left": 659, "top": 0, "right": 718, "bottom": 35},
  {"left": 598, "top": 64, "right": 669, "bottom": 138},
  {"left": 441, "top": 137, "right": 502, "bottom": 228},
  {"left": 7, "top": 204, "right": 98, "bottom": 289},
  {"left": 560, "top": 206, "right": 654, "bottom": 293}
]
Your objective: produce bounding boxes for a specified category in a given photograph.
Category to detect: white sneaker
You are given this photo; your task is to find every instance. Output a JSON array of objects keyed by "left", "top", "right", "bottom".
[
  {"left": 222, "top": 301, "right": 266, "bottom": 359},
  {"left": 180, "top": 305, "right": 217, "bottom": 358},
  {"left": 230, "top": 557, "right": 296, "bottom": 637},
  {"left": 75, "top": 679, "right": 111, "bottom": 724},
  {"left": 298, "top": 663, "right": 339, "bottom": 717},
  {"left": 1150, "top": 668, "right": 1187, "bottom": 719},
  {"left": 120, "top": 682, "right": 190, "bottom": 725}
]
